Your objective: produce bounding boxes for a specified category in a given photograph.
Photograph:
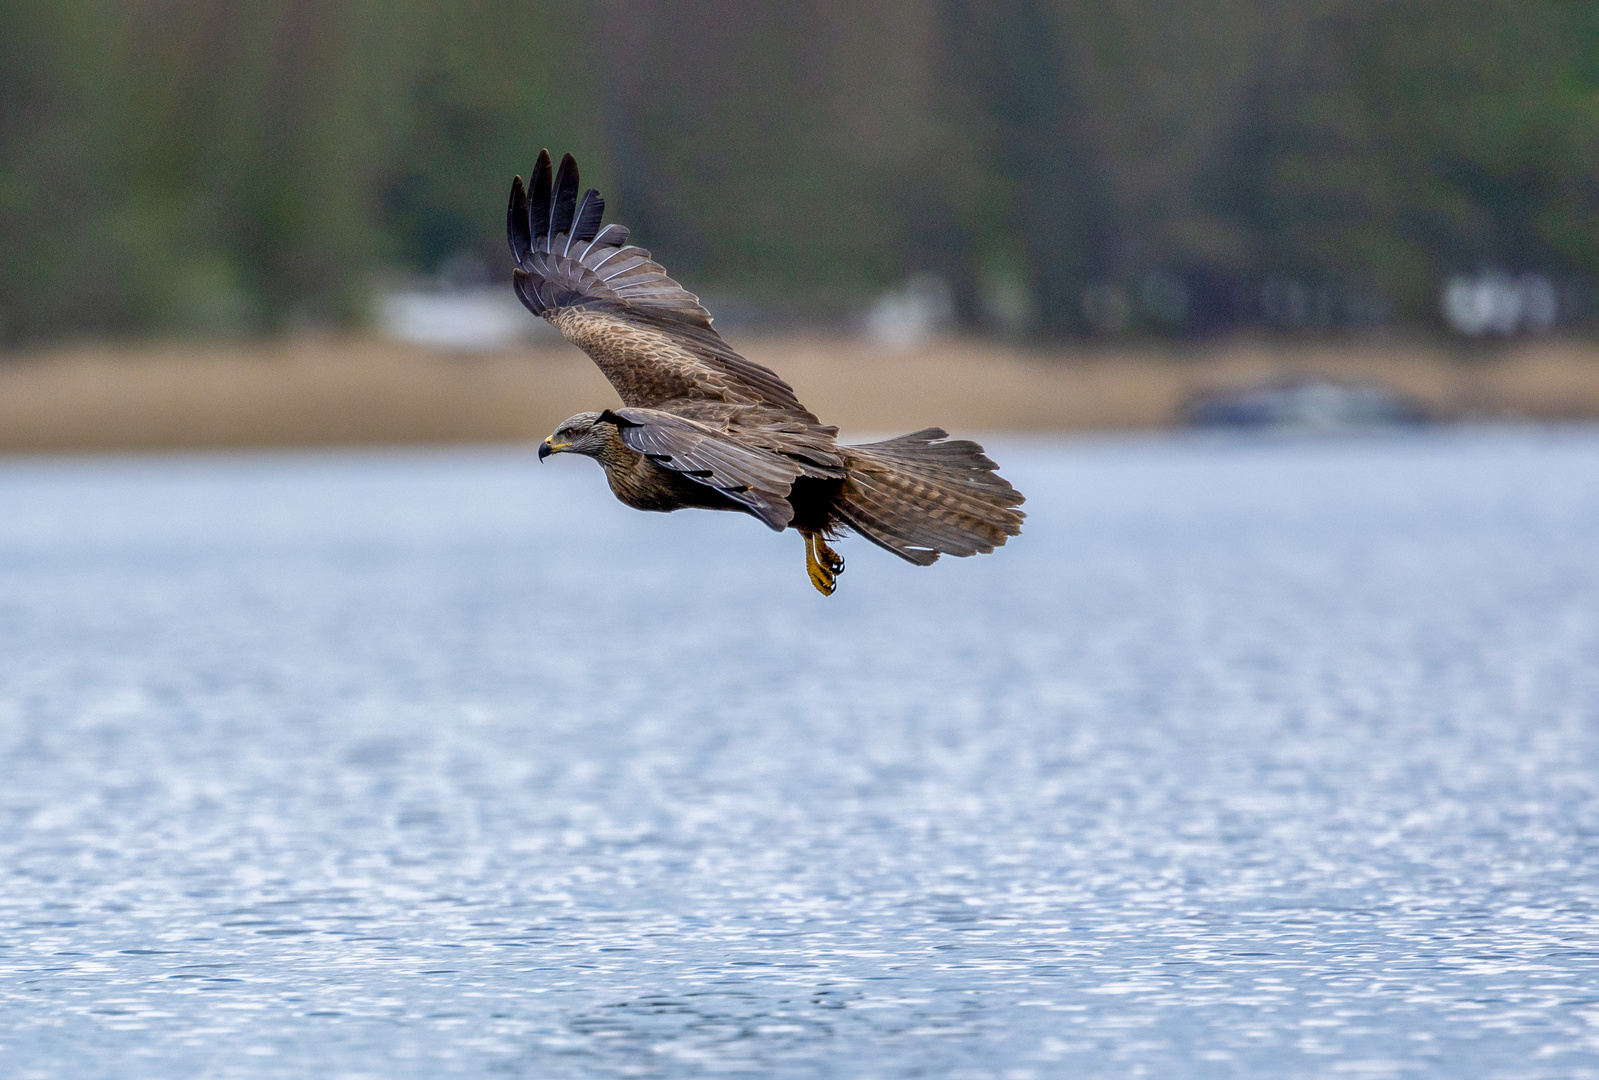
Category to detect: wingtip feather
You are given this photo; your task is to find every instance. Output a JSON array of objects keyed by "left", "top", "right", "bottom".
[
  {"left": 549, "top": 153, "right": 580, "bottom": 250},
  {"left": 567, "top": 187, "right": 605, "bottom": 255},
  {"left": 530, "top": 150, "right": 553, "bottom": 248},
  {"left": 508, "top": 175, "right": 531, "bottom": 267}
]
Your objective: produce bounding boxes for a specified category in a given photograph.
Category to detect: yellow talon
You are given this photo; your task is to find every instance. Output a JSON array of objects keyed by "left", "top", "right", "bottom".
[
  {"left": 814, "top": 536, "right": 845, "bottom": 575},
  {"left": 804, "top": 531, "right": 839, "bottom": 596}
]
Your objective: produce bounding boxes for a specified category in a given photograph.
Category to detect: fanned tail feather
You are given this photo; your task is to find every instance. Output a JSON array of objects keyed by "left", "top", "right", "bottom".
[{"left": 837, "top": 429, "right": 1024, "bottom": 565}]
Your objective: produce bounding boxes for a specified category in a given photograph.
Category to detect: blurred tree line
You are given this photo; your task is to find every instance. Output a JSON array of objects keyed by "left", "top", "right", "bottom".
[{"left": 0, "top": 0, "right": 1595, "bottom": 343}]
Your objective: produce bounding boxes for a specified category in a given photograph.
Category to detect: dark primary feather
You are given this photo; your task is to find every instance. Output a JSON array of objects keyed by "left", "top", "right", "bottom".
[
  {"left": 506, "top": 150, "right": 812, "bottom": 414},
  {"left": 567, "top": 188, "right": 605, "bottom": 254},
  {"left": 548, "top": 152, "right": 579, "bottom": 247},
  {"left": 527, "top": 149, "right": 553, "bottom": 251},
  {"left": 507, "top": 174, "right": 532, "bottom": 267},
  {"left": 530, "top": 150, "right": 553, "bottom": 249},
  {"left": 509, "top": 149, "right": 706, "bottom": 320}
]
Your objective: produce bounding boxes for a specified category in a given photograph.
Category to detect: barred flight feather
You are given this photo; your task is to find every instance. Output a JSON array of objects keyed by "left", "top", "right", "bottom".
[{"left": 838, "top": 433, "right": 1025, "bottom": 564}]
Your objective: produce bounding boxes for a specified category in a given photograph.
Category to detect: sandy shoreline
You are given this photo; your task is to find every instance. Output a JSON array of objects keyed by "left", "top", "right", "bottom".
[{"left": 0, "top": 334, "right": 1596, "bottom": 453}]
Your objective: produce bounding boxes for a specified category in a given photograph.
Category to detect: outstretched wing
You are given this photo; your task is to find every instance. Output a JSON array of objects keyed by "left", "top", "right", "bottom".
[
  {"left": 508, "top": 151, "right": 810, "bottom": 414},
  {"left": 598, "top": 408, "right": 801, "bottom": 530}
]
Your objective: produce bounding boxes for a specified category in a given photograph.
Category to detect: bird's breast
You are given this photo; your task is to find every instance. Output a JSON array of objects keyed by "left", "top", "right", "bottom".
[{"left": 601, "top": 455, "right": 745, "bottom": 515}]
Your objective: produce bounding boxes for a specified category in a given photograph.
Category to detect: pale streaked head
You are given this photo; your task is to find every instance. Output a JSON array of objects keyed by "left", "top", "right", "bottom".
[{"left": 538, "top": 411, "right": 608, "bottom": 461}]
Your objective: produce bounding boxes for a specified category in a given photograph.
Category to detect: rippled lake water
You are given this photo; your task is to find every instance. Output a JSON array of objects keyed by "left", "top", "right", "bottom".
[{"left": 2, "top": 429, "right": 1598, "bottom": 1079}]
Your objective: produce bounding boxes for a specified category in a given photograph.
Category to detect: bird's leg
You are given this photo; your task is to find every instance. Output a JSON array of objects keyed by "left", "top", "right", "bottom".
[{"left": 803, "top": 531, "right": 839, "bottom": 596}]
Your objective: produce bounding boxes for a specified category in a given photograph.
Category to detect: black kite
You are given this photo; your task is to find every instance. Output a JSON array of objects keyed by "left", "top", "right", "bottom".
[{"left": 510, "top": 151, "right": 1024, "bottom": 595}]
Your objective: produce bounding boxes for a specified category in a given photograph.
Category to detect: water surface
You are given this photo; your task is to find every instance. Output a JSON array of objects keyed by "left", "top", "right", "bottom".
[{"left": 2, "top": 430, "right": 1597, "bottom": 1078}]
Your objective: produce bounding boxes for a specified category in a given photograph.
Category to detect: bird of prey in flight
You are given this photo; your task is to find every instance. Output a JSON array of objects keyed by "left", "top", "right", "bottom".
[{"left": 509, "top": 150, "right": 1024, "bottom": 595}]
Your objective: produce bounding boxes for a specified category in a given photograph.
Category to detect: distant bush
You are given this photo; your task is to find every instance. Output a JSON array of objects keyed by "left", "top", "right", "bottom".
[{"left": 0, "top": 0, "right": 1595, "bottom": 344}]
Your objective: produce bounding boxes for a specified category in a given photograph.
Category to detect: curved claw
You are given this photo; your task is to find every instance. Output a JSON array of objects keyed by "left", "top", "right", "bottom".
[
  {"left": 808, "top": 559, "right": 837, "bottom": 596},
  {"left": 803, "top": 531, "right": 841, "bottom": 596},
  {"left": 814, "top": 537, "right": 845, "bottom": 575}
]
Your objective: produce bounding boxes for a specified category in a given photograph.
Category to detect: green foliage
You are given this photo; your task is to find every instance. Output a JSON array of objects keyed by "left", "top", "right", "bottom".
[
  {"left": 0, "top": 0, "right": 1595, "bottom": 342},
  {"left": 598, "top": 1, "right": 951, "bottom": 306},
  {"left": 0, "top": 0, "right": 600, "bottom": 342},
  {"left": 1359, "top": 0, "right": 1599, "bottom": 271},
  {"left": 1212, "top": 0, "right": 1599, "bottom": 318},
  {"left": 0, "top": 1, "right": 107, "bottom": 340},
  {"left": 380, "top": 0, "right": 602, "bottom": 275}
]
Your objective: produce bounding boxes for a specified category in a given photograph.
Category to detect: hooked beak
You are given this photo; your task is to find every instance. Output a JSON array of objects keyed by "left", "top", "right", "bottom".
[{"left": 538, "top": 439, "right": 552, "bottom": 462}]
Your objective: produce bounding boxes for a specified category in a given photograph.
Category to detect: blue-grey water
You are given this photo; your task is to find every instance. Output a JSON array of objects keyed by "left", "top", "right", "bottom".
[{"left": 1, "top": 429, "right": 1597, "bottom": 1079}]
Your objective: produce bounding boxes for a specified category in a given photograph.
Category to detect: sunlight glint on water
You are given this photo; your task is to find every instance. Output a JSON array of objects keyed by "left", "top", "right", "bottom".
[{"left": 1, "top": 430, "right": 1597, "bottom": 1079}]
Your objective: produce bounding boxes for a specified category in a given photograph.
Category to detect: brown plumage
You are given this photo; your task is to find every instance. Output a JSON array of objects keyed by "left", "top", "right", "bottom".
[{"left": 513, "top": 150, "right": 1024, "bottom": 595}]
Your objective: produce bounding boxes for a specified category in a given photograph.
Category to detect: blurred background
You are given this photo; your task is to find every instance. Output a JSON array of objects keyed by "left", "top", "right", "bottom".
[
  {"left": 2, "top": 0, "right": 1598, "bottom": 448},
  {"left": 10, "top": 7, "right": 1599, "bottom": 1074}
]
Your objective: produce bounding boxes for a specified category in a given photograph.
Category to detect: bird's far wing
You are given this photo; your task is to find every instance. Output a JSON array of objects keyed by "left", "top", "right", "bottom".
[
  {"left": 598, "top": 407, "right": 801, "bottom": 531},
  {"left": 509, "top": 151, "right": 809, "bottom": 413}
]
